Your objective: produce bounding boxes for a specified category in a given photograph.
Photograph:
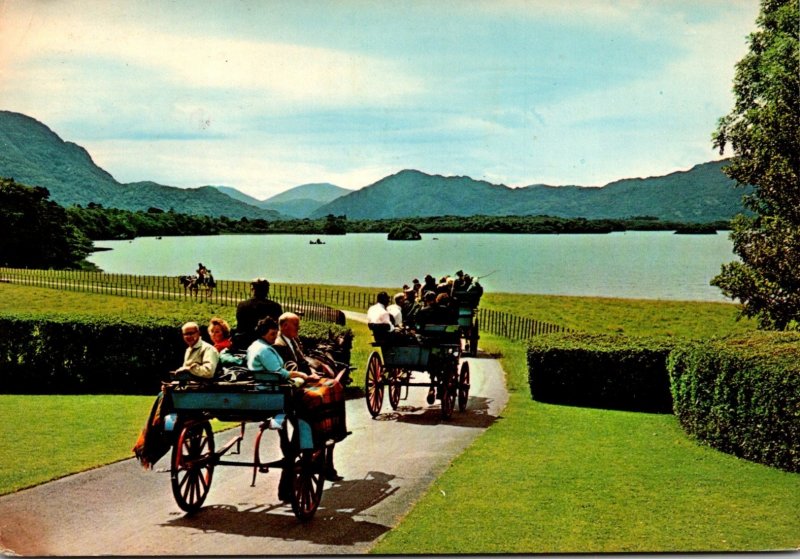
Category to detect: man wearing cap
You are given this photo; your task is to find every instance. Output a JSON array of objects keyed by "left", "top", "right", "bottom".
[{"left": 233, "top": 278, "right": 284, "bottom": 349}]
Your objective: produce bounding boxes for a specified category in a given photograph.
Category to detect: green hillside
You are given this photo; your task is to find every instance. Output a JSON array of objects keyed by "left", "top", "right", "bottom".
[
  {"left": 313, "top": 162, "right": 752, "bottom": 222},
  {"left": 0, "top": 111, "right": 282, "bottom": 220}
]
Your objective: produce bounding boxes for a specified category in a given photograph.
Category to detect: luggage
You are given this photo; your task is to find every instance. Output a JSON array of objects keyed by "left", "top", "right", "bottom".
[{"left": 298, "top": 379, "right": 348, "bottom": 447}]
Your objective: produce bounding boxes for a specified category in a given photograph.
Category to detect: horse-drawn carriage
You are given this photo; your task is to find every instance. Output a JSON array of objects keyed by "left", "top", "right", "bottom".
[
  {"left": 364, "top": 324, "right": 470, "bottom": 419},
  {"left": 159, "top": 366, "right": 347, "bottom": 521}
]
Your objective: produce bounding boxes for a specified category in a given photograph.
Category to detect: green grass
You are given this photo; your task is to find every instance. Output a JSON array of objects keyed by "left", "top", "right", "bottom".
[
  {"left": 0, "top": 395, "right": 154, "bottom": 493},
  {"left": 479, "top": 292, "right": 757, "bottom": 338},
  {"left": 2, "top": 282, "right": 797, "bottom": 552}
]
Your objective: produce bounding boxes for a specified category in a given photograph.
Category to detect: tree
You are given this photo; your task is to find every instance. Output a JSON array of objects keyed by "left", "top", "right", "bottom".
[
  {"left": 711, "top": 0, "right": 799, "bottom": 329},
  {"left": 0, "top": 178, "right": 93, "bottom": 268}
]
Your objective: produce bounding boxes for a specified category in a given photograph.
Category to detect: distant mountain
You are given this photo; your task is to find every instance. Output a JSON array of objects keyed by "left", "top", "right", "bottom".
[
  {"left": 212, "top": 182, "right": 351, "bottom": 218},
  {"left": 0, "top": 110, "right": 282, "bottom": 220},
  {"left": 261, "top": 183, "right": 352, "bottom": 218},
  {"left": 311, "top": 163, "right": 751, "bottom": 222}
]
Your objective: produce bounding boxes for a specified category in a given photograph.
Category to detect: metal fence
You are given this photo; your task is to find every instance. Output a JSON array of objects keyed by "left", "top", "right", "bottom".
[{"left": 0, "top": 267, "right": 570, "bottom": 339}]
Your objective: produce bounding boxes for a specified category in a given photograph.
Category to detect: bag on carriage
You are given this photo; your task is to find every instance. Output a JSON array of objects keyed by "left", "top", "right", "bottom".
[
  {"left": 296, "top": 379, "right": 348, "bottom": 447},
  {"left": 132, "top": 389, "right": 175, "bottom": 469}
]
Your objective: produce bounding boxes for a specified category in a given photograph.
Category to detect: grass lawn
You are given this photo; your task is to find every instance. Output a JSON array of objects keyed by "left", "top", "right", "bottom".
[{"left": 370, "top": 334, "right": 800, "bottom": 553}]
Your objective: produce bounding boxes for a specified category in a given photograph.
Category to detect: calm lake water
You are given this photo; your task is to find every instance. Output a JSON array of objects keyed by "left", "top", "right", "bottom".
[{"left": 88, "top": 232, "right": 737, "bottom": 302}]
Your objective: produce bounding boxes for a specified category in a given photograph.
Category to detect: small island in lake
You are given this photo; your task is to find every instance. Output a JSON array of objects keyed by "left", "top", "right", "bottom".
[
  {"left": 387, "top": 223, "right": 422, "bottom": 241},
  {"left": 674, "top": 224, "right": 718, "bottom": 235}
]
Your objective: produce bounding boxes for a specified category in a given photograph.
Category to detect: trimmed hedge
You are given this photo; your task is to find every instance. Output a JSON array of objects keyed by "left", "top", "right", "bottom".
[
  {"left": 0, "top": 313, "right": 352, "bottom": 395},
  {"left": 527, "top": 333, "right": 676, "bottom": 413},
  {"left": 668, "top": 332, "right": 800, "bottom": 473}
]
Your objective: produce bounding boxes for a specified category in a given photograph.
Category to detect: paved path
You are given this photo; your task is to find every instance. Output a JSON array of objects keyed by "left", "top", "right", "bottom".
[{"left": 0, "top": 353, "right": 508, "bottom": 555}]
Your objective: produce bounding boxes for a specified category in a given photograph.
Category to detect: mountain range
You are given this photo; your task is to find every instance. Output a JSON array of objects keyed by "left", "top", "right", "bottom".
[
  {"left": 215, "top": 183, "right": 353, "bottom": 218},
  {"left": 0, "top": 110, "right": 750, "bottom": 222}
]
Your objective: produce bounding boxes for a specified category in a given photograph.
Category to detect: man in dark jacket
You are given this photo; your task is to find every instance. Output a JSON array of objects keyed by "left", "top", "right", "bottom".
[{"left": 233, "top": 278, "right": 283, "bottom": 349}]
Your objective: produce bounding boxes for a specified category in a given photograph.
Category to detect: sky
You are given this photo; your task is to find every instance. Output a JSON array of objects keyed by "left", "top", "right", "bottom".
[{"left": 0, "top": 0, "right": 759, "bottom": 200}]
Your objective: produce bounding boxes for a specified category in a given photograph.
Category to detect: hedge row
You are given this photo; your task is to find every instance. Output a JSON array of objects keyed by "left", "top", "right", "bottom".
[
  {"left": 669, "top": 332, "right": 800, "bottom": 473},
  {"left": 0, "top": 313, "right": 352, "bottom": 395},
  {"left": 527, "top": 332, "right": 800, "bottom": 472},
  {"left": 527, "top": 333, "right": 676, "bottom": 413}
]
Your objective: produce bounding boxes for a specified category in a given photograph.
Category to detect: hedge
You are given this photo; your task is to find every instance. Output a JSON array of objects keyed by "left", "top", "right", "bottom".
[
  {"left": 668, "top": 332, "right": 800, "bottom": 473},
  {"left": 0, "top": 313, "right": 352, "bottom": 395},
  {"left": 527, "top": 333, "right": 676, "bottom": 413}
]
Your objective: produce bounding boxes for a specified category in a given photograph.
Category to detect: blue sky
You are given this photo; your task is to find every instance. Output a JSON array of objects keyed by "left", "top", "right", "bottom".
[{"left": 0, "top": 0, "right": 759, "bottom": 199}]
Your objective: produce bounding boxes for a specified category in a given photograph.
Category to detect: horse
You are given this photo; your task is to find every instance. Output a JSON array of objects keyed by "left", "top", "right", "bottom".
[{"left": 178, "top": 275, "right": 199, "bottom": 297}]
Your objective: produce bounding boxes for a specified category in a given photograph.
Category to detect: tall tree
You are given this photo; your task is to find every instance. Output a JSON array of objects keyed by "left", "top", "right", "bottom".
[
  {"left": 711, "top": 0, "right": 800, "bottom": 329},
  {"left": 0, "top": 178, "right": 93, "bottom": 268}
]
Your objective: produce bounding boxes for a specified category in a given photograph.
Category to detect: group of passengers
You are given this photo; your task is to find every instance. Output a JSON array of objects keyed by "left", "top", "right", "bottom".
[
  {"left": 367, "top": 270, "right": 483, "bottom": 338},
  {"left": 170, "top": 278, "right": 344, "bottom": 483}
]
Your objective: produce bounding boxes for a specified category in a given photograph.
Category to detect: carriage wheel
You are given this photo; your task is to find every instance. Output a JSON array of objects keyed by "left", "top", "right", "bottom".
[
  {"left": 458, "top": 361, "right": 471, "bottom": 412},
  {"left": 290, "top": 448, "right": 325, "bottom": 521},
  {"left": 469, "top": 320, "right": 480, "bottom": 356},
  {"left": 365, "top": 351, "right": 384, "bottom": 417},
  {"left": 440, "top": 362, "right": 457, "bottom": 420},
  {"left": 171, "top": 420, "right": 215, "bottom": 514},
  {"left": 388, "top": 367, "right": 403, "bottom": 410}
]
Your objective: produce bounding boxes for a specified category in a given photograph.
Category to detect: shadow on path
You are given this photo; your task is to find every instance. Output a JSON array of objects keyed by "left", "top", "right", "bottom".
[{"left": 162, "top": 471, "right": 399, "bottom": 546}]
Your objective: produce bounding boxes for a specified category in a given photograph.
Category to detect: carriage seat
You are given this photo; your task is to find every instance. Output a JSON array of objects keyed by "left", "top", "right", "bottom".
[{"left": 416, "top": 323, "right": 461, "bottom": 345}]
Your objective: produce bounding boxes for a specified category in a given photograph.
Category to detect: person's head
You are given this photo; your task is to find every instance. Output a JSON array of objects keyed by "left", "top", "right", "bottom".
[
  {"left": 456, "top": 270, "right": 464, "bottom": 278},
  {"left": 208, "top": 317, "right": 230, "bottom": 344},
  {"left": 251, "top": 278, "right": 270, "bottom": 298},
  {"left": 412, "top": 278, "right": 420, "bottom": 286},
  {"left": 404, "top": 288, "right": 417, "bottom": 302},
  {"left": 376, "top": 291, "right": 390, "bottom": 307},
  {"left": 463, "top": 274, "right": 472, "bottom": 285},
  {"left": 436, "top": 293, "right": 450, "bottom": 306},
  {"left": 423, "top": 291, "right": 436, "bottom": 305},
  {"left": 278, "top": 312, "right": 301, "bottom": 338},
  {"left": 394, "top": 292, "right": 405, "bottom": 305},
  {"left": 181, "top": 322, "right": 201, "bottom": 347},
  {"left": 255, "top": 316, "right": 279, "bottom": 344}
]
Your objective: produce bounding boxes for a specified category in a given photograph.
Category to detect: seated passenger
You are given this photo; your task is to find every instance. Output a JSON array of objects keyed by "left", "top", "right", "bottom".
[
  {"left": 208, "top": 317, "right": 233, "bottom": 352},
  {"left": 247, "top": 317, "right": 320, "bottom": 384},
  {"left": 401, "top": 288, "right": 421, "bottom": 324},
  {"left": 367, "top": 291, "right": 396, "bottom": 340},
  {"left": 415, "top": 291, "right": 450, "bottom": 329},
  {"left": 387, "top": 292, "right": 405, "bottom": 328},
  {"left": 172, "top": 322, "right": 219, "bottom": 380}
]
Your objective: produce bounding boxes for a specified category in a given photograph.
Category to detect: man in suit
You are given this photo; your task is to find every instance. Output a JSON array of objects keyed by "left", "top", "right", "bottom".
[{"left": 275, "top": 311, "right": 344, "bottom": 482}]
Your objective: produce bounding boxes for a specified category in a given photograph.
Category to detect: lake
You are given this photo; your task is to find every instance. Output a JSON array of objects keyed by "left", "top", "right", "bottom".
[{"left": 87, "top": 231, "right": 737, "bottom": 302}]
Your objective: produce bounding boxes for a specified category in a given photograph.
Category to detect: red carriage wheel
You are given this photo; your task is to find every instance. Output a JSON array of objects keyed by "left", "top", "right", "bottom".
[
  {"left": 388, "top": 367, "right": 403, "bottom": 410},
  {"left": 365, "top": 351, "right": 384, "bottom": 417},
  {"left": 171, "top": 420, "right": 215, "bottom": 514}
]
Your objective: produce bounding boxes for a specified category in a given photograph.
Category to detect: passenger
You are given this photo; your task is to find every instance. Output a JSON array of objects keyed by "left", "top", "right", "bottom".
[
  {"left": 421, "top": 275, "right": 437, "bottom": 297},
  {"left": 435, "top": 292, "right": 458, "bottom": 323},
  {"left": 401, "top": 288, "right": 421, "bottom": 325},
  {"left": 208, "top": 317, "right": 232, "bottom": 352},
  {"left": 234, "top": 278, "right": 284, "bottom": 349},
  {"left": 387, "top": 292, "right": 405, "bottom": 328},
  {"left": 413, "top": 291, "right": 439, "bottom": 329},
  {"left": 172, "top": 321, "right": 219, "bottom": 380},
  {"left": 411, "top": 278, "right": 422, "bottom": 299},
  {"left": 367, "top": 291, "right": 396, "bottom": 340},
  {"left": 246, "top": 317, "right": 319, "bottom": 384},
  {"left": 452, "top": 270, "right": 466, "bottom": 291},
  {"left": 274, "top": 311, "right": 345, "bottom": 482}
]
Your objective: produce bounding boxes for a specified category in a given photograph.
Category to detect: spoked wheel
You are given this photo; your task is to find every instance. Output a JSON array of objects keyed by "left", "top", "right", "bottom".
[
  {"left": 388, "top": 367, "right": 403, "bottom": 410},
  {"left": 365, "top": 351, "right": 384, "bottom": 417},
  {"left": 458, "top": 361, "right": 471, "bottom": 412},
  {"left": 171, "top": 420, "right": 215, "bottom": 514},
  {"left": 290, "top": 448, "right": 325, "bottom": 521},
  {"left": 440, "top": 363, "right": 457, "bottom": 420}
]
